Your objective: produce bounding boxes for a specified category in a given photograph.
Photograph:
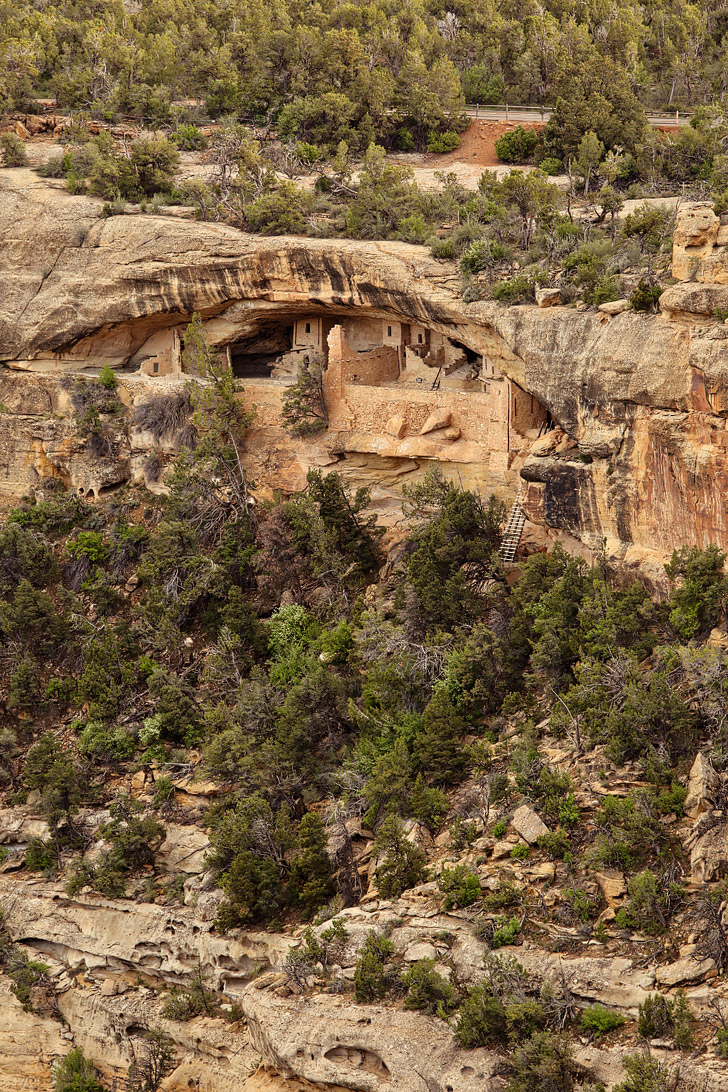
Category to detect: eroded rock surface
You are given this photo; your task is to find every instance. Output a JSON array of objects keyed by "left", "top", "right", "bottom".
[{"left": 4, "top": 175, "right": 728, "bottom": 573}]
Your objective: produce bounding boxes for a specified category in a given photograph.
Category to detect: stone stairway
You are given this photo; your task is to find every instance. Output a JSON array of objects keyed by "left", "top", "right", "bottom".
[{"left": 499, "top": 488, "right": 526, "bottom": 563}]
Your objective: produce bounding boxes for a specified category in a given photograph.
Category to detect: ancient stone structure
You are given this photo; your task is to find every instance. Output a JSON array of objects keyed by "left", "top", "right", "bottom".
[{"left": 3, "top": 173, "right": 728, "bottom": 576}]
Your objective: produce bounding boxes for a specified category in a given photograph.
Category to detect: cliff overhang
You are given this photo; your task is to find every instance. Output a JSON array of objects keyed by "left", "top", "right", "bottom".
[{"left": 3, "top": 172, "right": 728, "bottom": 574}]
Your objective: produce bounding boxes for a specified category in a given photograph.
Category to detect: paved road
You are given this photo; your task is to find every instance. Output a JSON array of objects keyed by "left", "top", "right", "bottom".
[{"left": 464, "top": 105, "right": 691, "bottom": 128}]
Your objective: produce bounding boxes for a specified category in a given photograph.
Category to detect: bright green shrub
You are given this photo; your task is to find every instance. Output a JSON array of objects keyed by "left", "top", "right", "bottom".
[
  {"left": 438, "top": 865, "right": 482, "bottom": 909},
  {"left": 401, "top": 958, "right": 458, "bottom": 1016},
  {"left": 495, "top": 126, "right": 538, "bottom": 163},
  {"left": 580, "top": 1004, "right": 627, "bottom": 1037}
]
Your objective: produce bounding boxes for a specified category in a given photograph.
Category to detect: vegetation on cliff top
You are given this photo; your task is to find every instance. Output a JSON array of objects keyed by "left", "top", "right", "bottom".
[
  {"left": 9, "top": 0, "right": 728, "bottom": 314},
  {"left": 2, "top": 0, "right": 726, "bottom": 131}
]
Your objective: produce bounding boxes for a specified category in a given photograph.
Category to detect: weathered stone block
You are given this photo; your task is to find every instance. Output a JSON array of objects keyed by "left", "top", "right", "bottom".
[
  {"left": 511, "top": 804, "right": 548, "bottom": 845},
  {"left": 384, "top": 414, "right": 406, "bottom": 438},
  {"left": 536, "top": 288, "right": 561, "bottom": 308},
  {"left": 598, "top": 299, "right": 629, "bottom": 315},
  {"left": 419, "top": 409, "right": 450, "bottom": 435},
  {"left": 595, "top": 871, "right": 626, "bottom": 906},
  {"left": 684, "top": 752, "right": 721, "bottom": 818}
]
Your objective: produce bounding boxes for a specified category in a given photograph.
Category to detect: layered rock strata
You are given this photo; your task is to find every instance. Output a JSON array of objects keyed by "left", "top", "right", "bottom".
[
  {"left": 3, "top": 173, "right": 728, "bottom": 572},
  {"left": 2, "top": 746, "right": 728, "bottom": 1090}
]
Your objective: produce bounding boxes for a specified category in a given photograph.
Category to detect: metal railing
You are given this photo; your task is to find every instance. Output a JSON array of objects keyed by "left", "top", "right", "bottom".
[{"left": 464, "top": 103, "right": 693, "bottom": 127}]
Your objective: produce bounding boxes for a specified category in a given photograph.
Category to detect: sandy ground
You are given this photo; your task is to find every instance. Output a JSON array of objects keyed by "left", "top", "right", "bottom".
[
  {"left": 14, "top": 120, "right": 690, "bottom": 219},
  {"left": 393, "top": 120, "right": 545, "bottom": 189}
]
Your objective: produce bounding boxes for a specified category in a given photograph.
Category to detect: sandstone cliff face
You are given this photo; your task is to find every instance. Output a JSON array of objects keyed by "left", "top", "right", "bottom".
[{"left": 3, "top": 172, "right": 728, "bottom": 573}]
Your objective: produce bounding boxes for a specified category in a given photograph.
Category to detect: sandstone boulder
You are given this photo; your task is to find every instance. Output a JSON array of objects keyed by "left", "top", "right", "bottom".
[
  {"left": 158, "top": 824, "right": 210, "bottom": 875},
  {"left": 511, "top": 804, "right": 548, "bottom": 845},
  {"left": 491, "top": 837, "right": 519, "bottom": 860},
  {"left": 655, "top": 954, "right": 716, "bottom": 988},
  {"left": 595, "top": 871, "right": 626, "bottom": 906},
  {"left": 419, "top": 409, "right": 451, "bottom": 435},
  {"left": 598, "top": 299, "right": 629, "bottom": 315},
  {"left": 687, "top": 821, "right": 728, "bottom": 883},
  {"left": 672, "top": 202, "right": 719, "bottom": 279},
  {"left": 384, "top": 414, "right": 406, "bottom": 438},
  {"left": 536, "top": 288, "right": 562, "bottom": 308},
  {"left": 684, "top": 753, "right": 721, "bottom": 819},
  {"left": 403, "top": 941, "right": 436, "bottom": 962},
  {"left": 0, "top": 808, "right": 50, "bottom": 846},
  {"left": 512, "top": 950, "right": 655, "bottom": 1012}
]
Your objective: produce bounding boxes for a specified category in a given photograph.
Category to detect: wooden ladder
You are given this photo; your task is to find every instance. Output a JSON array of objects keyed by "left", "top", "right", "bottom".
[{"left": 499, "top": 488, "right": 527, "bottom": 563}]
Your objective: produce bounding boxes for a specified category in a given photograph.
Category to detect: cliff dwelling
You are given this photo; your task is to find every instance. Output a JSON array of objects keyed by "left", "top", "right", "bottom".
[
  {"left": 15, "top": 177, "right": 728, "bottom": 572},
  {"left": 30, "top": 302, "right": 550, "bottom": 512},
  {"left": 215, "top": 312, "right": 550, "bottom": 485}
]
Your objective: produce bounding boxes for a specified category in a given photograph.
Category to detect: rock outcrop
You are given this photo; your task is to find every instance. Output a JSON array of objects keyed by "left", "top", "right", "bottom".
[
  {"left": 3, "top": 173, "right": 728, "bottom": 574},
  {"left": 2, "top": 735, "right": 728, "bottom": 1092}
]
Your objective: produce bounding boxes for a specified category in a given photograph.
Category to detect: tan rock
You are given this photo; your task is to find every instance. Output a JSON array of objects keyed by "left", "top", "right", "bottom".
[
  {"left": 530, "top": 427, "right": 566, "bottom": 457},
  {"left": 511, "top": 949, "right": 655, "bottom": 1012},
  {"left": 655, "top": 954, "right": 716, "bottom": 987},
  {"left": 403, "top": 941, "right": 436, "bottom": 962},
  {"left": 491, "top": 838, "right": 518, "bottom": 860},
  {"left": 157, "top": 824, "right": 210, "bottom": 875},
  {"left": 687, "top": 822, "right": 728, "bottom": 883},
  {"left": 595, "top": 871, "right": 626, "bottom": 906},
  {"left": 684, "top": 752, "right": 721, "bottom": 818},
  {"left": 598, "top": 299, "right": 629, "bottom": 315},
  {"left": 419, "top": 409, "right": 451, "bottom": 435},
  {"left": 511, "top": 804, "right": 549, "bottom": 845},
  {"left": 529, "top": 861, "right": 556, "bottom": 882},
  {"left": 536, "top": 288, "right": 562, "bottom": 308},
  {"left": 19, "top": 115, "right": 46, "bottom": 136},
  {"left": 241, "top": 988, "right": 502, "bottom": 1092},
  {"left": 671, "top": 202, "right": 719, "bottom": 279},
  {"left": 0, "top": 980, "right": 68, "bottom": 1092},
  {"left": 0, "top": 808, "right": 50, "bottom": 846},
  {"left": 384, "top": 414, "right": 406, "bottom": 438},
  {"left": 0, "top": 874, "right": 290, "bottom": 992}
]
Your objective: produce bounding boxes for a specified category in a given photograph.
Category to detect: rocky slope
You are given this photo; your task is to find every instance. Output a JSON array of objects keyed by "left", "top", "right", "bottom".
[{"left": 2, "top": 742, "right": 728, "bottom": 1090}]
